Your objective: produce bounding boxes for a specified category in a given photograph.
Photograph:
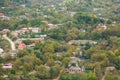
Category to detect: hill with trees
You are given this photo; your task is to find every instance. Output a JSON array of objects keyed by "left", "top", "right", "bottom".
[{"left": 0, "top": 0, "right": 120, "bottom": 80}]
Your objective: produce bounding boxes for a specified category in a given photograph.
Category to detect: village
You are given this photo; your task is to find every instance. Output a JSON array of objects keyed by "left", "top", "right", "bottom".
[{"left": 0, "top": 0, "right": 120, "bottom": 80}]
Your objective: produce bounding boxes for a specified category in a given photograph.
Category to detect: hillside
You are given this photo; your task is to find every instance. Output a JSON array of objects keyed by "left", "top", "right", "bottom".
[{"left": 0, "top": 0, "right": 120, "bottom": 80}]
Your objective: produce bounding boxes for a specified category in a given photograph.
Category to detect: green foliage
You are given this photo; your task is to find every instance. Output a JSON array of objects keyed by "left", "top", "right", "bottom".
[
  {"left": 62, "top": 57, "right": 70, "bottom": 67},
  {"left": 14, "top": 54, "right": 42, "bottom": 71},
  {"left": 30, "top": 18, "right": 42, "bottom": 27},
  {"left": 11, "top": 69, "right": 16, "bottom": 75},
  {"left": 50, "top": 64, "right": 61, "bottom": 78},
  {"left": 0, "top": 0, "right": 120, "bottom": 79},
  {"left": 105, "top": 74, "right": 119, "bottom": 80},
  {"left": 0, "top": 39, "right": 11, "bottom": 52},
  {"left": 88, "top": 73, "right": 97, "bottom": 80},
  {"left": 60, "top": 72, "right": 97, "bottom": 80},
  {"left": 60, "top": 73, "right": 75, "bottom": 80},
  {"left": 74, "top": 12, "right": 105, "bottom": 25},
  {"left": 22, "top": 40, "right": 33, "bottom": 45},
  {"left": 36, "top": 65, "right": 50, "bottom": 79}
]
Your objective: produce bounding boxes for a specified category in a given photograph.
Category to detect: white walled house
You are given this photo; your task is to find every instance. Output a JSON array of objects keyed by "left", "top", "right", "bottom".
[{"left": 2, "top": 63, "right": 13, "bottom": 69}]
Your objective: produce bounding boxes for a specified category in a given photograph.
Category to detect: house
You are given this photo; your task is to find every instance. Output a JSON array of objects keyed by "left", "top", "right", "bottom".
[
  {"left": 34, "top": 38, "right": 45, "bottom": 43},
  {"left": 0, "top": 13, "right": 5, "bottom": 17},
  {"left": 55, "top": 61, "right": 62, "bottom": 65},
  {"left": 48, "top": 23, "right": 57, "bottom": 30},
  {"left": 39, "top": 38, "right": 45, "bottom": 43},
  {"left": 96, "top": 24, "right": 107, "bottom": 30},
  {"left": 66, "top": 55, "right": 86, "bottom": 74},
  {"left": 2, "top": 29, "right": 10, "bottom": 34},
  {"left": 44, "top": 15, "right": 48, "bottom": 18},
  {"left": 80, "top": 29, "right": 86, "bottom": 33},
  {"left": 11, "top": 31, "right": 19, "bottom": 37},
  {"left": 15, "top": 40, "right": 22, "bottom": 44},
  {"left": 55, "top": 52, "right": 65, "bottom": 56},
  {"left": 30, "top": 28, "right": 40, "bottom": 33},
  {"left": 70, "top": 12, "right": 76, "bottom": 17},
  {"left": 2, "top": 63, "right": 12, "bottom": 69},
  {"left": 0, "top": 13, "right": 10, "bottom": 20},
  {"left": 20, "top": 4, "right": 26, "bottom": 8},
  {"left": 68, "top": 40, "right": 97, "bottom": 45},
  {"left": 19, "top": 15, "right": 27, "bottom": 19},
  {"left": 18, "top": 43, "right": 26, "bottom": 50},
  {"left": 0, "top": 48, "right": 4, "bottom": 54},
  {"left": 22, "top": 28, "right": 29, "bottom": 32},
  {"left": 72, "top": 52, "right": 77, "bottom": 57},
  {"left": 78, "top": 51, "right": 87, "bottom": 59},
  {"left": 27, "top": 44, "right": 35, "bottom": 48},
  {"left": 106, "top": 66, "right": 115, "bottom": 71},
  {"left": 69, "top": 66, "right": 81, "bottom": 74},
  {"left": 40, "top": 35, "right": 47, "bottom": 38},
  {"left": 3, "top": 16, "right": 10, "bottom": 20},
  {"left": 68, "top": 60, "right": 81, "bottom": 74},
  {"left": 21, "top": 27, "right": 40, "bottom": 33},
  {"left": 51, "top": 5, "right": 55, "bottom": 8}
]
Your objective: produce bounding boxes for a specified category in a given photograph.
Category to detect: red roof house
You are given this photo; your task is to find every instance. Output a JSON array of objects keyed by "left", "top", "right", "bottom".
[
  {"left": 40, "top": 38, "right": 45, "bottom": 43},
  {"left": 0, "top": 13, "right": 5, "bottom": 17},
  {"left": 18, "top": 43, "right": 26, "bottom": 50},
  {"left": 3, "top": 63, "right": 12, "bottom": 69},
  {"left": 2, "top": 29, "right": 10, "bottom": 34}
]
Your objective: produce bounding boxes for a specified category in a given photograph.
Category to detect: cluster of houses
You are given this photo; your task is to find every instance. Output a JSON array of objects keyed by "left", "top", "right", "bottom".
[
  {"left": 11, "top": 27, "right": 41, "bottom": 37},
  {"left": 15, "top": 38, "right": 45, "bottom": 50},
  {"left": 15, "top": 39, "right": 44, "bottom": 50},
  {"left": 0, "top": 28, "right": 46, "bottom": 52},
  {"left": 0, "top": 28, "right": 46, "bottom": 69}
]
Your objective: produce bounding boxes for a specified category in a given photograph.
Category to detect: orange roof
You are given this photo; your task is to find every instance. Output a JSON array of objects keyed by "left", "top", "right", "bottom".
[{"left": 18, "top": 43, "right": 26, "bottom": 49}]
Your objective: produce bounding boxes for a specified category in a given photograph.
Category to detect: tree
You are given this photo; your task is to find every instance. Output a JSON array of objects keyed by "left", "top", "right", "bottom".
[
  {"left": 0, "top": 64, "right": 3, "bottom": 76},
  {"left": 14, "top": 54, "right": 42, "bottom": 71},
  {"left": 105, "top": 75, "right": 119, "bottom": 80},
  {"left": 43, "top": 53, "right": 55, "bottom": 63},
  {"left": 36, "top": 65, "right": 50, "bottom": 79},
  {"left": 114, "top": 57, "right": 120, "bottom": 69},
  {"left": 4, "top": 54, "right": 12, "bottom": 62},
  {"left": 65, "top": 33, "right": 77, "bottom": 41},
  {"left": 30, "top": 18, "right": 42, "bottom": 27},
  {"left": 46, "top": 59, "right": 55, "bottom": 67},
  {"left": 42, "top": 44, "right": 55, "bottom": 53},
  {"left": 17, "top": 49, "right": 28, "bottom": 58},
  {"left": 62, "top": 57, "right": 70, "bottom": 67},
  {"left": 0, "top": 57, "right": 4, "bottom": 63},
  {"left": 88, "top": 73, "right": 97, "bottom": 80},
  {"left": 7, "top": 74, "right": 17, "bottom": 80},
  {"left": 50, "top": 64, "right": 61, "bottom": 78},
  {"left": 11, "top": 69, "right": 16, "bottom": 75},
  {"left": 22, "top": 40, "right": 33, "bottom": 45}
]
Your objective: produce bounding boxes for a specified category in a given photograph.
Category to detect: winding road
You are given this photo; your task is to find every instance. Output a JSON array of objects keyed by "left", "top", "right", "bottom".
[
  {"left": 101, "top": 67, "right": 112, "bottom": 80},
  {"left": 53, "top": 69, "right": 64, "bottom": 80},
  {"left": 3, "top": 34, "right": 16, "bottom": 51}
]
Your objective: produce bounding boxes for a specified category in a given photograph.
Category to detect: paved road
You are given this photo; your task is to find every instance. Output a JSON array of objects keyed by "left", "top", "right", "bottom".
[{"left": 3, "top": 34, "right": 16, "bottom": 51}]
